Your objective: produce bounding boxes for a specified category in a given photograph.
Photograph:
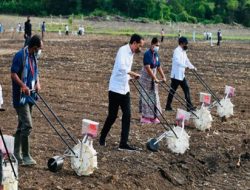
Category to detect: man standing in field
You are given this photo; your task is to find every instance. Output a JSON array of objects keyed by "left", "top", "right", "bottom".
[
  {"left": 160, "top": 28, "right": 164, "bottom": 42},
  {"left": 165, "top": 37, "right": 196, "bottom": 112},
  {"left": 41, "top": 21, "right": 46, "bottom": 40},
  {"left": 99, "top": 34, "right": 144, "bottom": 151},
  {"left": 65, "top": 25, "right": 69, "bottom": 35},
  {"left": 11, "top": 35, "right": 43, "bottom": 165},
  {"left": 217, "top": 29, "right": 222, "bottom": 46},
  {"left": 0, "top": 23, "right": 2, "bottom": 33},
  {"left": 24, "top": 16, "right": 32, "bottom": 47}
]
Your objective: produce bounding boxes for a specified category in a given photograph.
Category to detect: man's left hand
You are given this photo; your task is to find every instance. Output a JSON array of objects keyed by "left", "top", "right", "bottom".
[{"left": 35, "top": 83, "right": 41, "bottom": 92}]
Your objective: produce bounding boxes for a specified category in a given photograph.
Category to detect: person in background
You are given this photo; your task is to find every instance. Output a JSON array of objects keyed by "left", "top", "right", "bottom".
[
  {"left": 17, "top": 23, "right": 22, "bottom": 33},
  {"left": 165, "top": 37, "right": 196, "bottom": 112},
  {"left": 41, "top": 21, "right": 46, "bottom": 40},
  {"left": 217, "top": 29, "right": 222, "bottom": 46},
  {"left": 11, "top": 35, "right": 43, "bottom": 165},
  {"left": 178, "top": 30, "right": 181, "bottom": 39},
  {"left": 65, "top": 25, "right": 69, "bottom": 35},
  {"left": 160, "top": 28, "right": 164, "bottom": 42},
  {"left": 78, "top": 25, "right": 84, "bottom": 35},
  {"left": 99, "top": 34, "right": 144, "bottom": 151},
  {"left": 192, "top": 30, "right": 196, "bottom": 42},
  {"left": 208, "top": 32, "right": 212, "bottom": 40},
  {"left": 203, "top": 31, "right": 207, "bottom": 40},
  {"left": 0, "top": 23, "right": 2, "bottom": 33},
  {"left": 24, "top": 16, "right": 32, "bottom": 47},
  {"left": 139, "top": 37, "right": 166, "bottom": 124}
]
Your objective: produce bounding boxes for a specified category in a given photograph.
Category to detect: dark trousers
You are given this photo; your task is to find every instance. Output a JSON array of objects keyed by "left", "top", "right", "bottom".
[
  {"left": 217, "top": 39, "right": 221, "bottom": 46},
  {"left": 24, "top": 36, "right": 31, "bottom": 47},
  {"left": 100, "top": 91, "right": 131, "bottom": 146},
  {"left": 15, "top": 103, "right": 33, "bottom": 137},
  {"left": 166, "top": 78, "right": 193, "bottom": 109},
  {"left": 161, "top": 36, "right": 164, "bottom": 42}
]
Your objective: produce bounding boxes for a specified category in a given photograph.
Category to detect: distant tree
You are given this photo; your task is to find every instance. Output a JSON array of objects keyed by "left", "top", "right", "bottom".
[
  {"left": 214, "top": 0, "right": 227, "bottom": 15},
  {"left": 235, "top": 0, "right": 250, "bottom": 26},
  {"left": 153, "top": 0, "right": 170, "bottom": 20},
  {"left": 81, "top": 0, "right": 101, "bottom": 13},
  {"left": 112, "top": 0, "right": 133, "bottom": 16},
  {"left": 225, "top": 0, "right": 239, "bottom": 23},
  {"left": 0, "top": 0, "right": 249, "bottom": 27},
  {"left": 168, "top": 0, "right": 184, "bottom": 14}
]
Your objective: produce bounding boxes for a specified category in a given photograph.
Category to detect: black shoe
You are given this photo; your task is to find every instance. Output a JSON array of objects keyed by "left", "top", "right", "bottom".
[
  {"left": 165, "top": 106, "right": 174, "bottom": 112},
  {"left": 118, "top": 144, "right": 136, "bottom": 151},
  {"left": 99, "top": 137, "right": 106, "bottom": 146}
]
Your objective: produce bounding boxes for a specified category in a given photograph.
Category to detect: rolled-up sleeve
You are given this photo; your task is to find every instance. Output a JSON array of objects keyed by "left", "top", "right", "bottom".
[
  {"left": 11, "top": 52, "right": 22, "bottom": 74},
  {"left": 185, "top": 56, "right": 195, "bottom": 69}
]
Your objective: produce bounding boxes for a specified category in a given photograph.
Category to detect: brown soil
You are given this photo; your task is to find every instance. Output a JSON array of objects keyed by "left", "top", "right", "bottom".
[{"left": 0, "top": 33, "right": 249, "bottom": 190}]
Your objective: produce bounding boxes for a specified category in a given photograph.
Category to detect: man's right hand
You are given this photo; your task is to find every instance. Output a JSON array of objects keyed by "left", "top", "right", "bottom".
[
  {"left": 154, "top": 78, "right": 160, "bottom": 83},
  {"left": 21, "top": 85, "right": 30, "bottom": 96}
]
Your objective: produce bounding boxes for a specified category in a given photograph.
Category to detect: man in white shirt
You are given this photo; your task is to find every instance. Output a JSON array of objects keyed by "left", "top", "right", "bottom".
[
  {"left": 99, "top": 34, "right": 144, "bottom": 151},
  {"left": 165, "top": 37, "right": 196, "bottom": 112}
]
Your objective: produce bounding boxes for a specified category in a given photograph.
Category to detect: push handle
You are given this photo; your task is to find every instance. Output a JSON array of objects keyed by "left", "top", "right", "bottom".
[
  {"left": 30, "top": 97, "right": 77, "bottom": 156},
  {"left": 36, "top": 92, "right": 78, "bottom": 145},
  {"left": 191, "top": 69, "right": 222, "bottom": 106},
  {"left": 159, "top": 82, "right": 199, "bottom": 119},
  {"left": 131, "top": 79, "right": 178, "bottom": 139}
]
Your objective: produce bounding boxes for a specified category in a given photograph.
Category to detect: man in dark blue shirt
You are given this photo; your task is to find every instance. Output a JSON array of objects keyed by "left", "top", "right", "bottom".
[
  {"left": 24, "top": 16, "right": 32, "bottom": 47},
  {"left": 11, "top": 35, "right": 43, "bottom": 165},
  {"left": 217, "top": 29, "right": 222, "bottom": 46}
]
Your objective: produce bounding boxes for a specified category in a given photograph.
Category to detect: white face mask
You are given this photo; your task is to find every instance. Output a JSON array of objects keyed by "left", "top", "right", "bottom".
[
  {"left": 35, "top": 49, "right": 42, "bottom": 59},
  {"left": 154, "top": 46, "right": 159, "bottom": 52}
]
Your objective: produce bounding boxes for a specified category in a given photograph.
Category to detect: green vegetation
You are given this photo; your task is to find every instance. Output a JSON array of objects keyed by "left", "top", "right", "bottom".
[{"left": 0, "top": 0, "right": 249, "bottom": 27}]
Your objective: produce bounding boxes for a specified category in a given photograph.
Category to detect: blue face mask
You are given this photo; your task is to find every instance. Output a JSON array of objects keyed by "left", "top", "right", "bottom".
[{"left": 154, "top": 46, "right": 159, "bottom": 52}]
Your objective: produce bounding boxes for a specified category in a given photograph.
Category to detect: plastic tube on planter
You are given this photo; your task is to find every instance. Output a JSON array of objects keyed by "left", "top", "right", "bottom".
[
  {"left": 0, "top": 85, "right": 3, "bottom": 108},
  {"left": 225, "top": 85, "right": 235, "bottom": 98}
]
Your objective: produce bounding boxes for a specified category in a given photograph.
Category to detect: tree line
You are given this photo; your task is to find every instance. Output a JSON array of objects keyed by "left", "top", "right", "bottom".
[{"left": 0, "top": 0, "right": 249, "bottom": 27}]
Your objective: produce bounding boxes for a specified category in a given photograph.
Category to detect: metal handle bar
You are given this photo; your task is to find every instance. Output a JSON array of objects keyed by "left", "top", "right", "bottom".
[
  {"left": 36, "top": 92, "right": 78, "bottom": 145},
  {"left": 191, "top": 69, "right": 222, "bottom": 106},
  {"left": 158, "top": 81, "right": 199, "bottom": 119},
  {"left": 0, "top": 128, "right": 17, "bottom": 179},
  {"left": 131, "top": 80, "right": 178, "bottom": 139},
  {"left": 30, "top": 97, "right": 77, "bottom": 156}
]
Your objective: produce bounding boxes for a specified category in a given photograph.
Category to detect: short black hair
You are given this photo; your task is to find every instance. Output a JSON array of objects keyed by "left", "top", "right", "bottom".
[
  {"left": 129, "top": 34, "right": 143, "bottom": 44},
  {"left": 178, "top": 37, "right": 188, "bottom": 45},
  {"left": 151, "top": 37, "right": 159, "bottom": 45},
  {"left": 28, "top": 35, "right": 42, "bottom": 48}
]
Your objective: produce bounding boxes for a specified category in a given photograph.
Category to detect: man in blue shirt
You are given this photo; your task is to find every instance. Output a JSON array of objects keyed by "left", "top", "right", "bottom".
[{"left": 11, "top": 35, "right": 43, "bottom": 165}]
